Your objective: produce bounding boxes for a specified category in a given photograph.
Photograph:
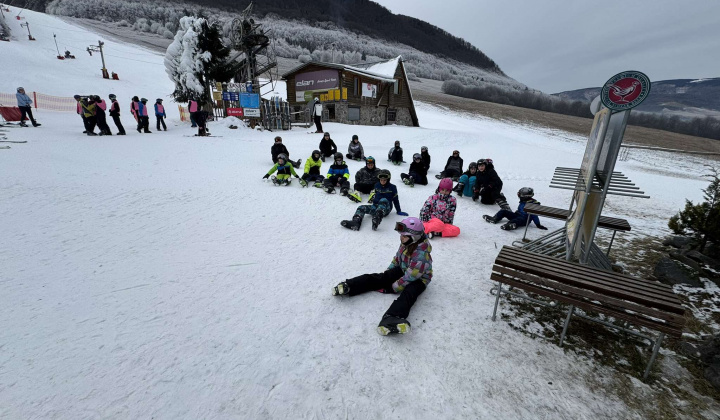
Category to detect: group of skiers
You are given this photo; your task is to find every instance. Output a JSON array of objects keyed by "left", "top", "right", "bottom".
[
  {"left": 260, "top": 133, "right": 552, "bottom": 336},
  {"left": 71, "top": 95, "right": 171, "bottom": 136}
]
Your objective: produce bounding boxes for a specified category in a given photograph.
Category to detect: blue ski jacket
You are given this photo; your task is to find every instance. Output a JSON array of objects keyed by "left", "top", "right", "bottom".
[{"left": 372, "top": 181, "right": 402, "bottom": 212}]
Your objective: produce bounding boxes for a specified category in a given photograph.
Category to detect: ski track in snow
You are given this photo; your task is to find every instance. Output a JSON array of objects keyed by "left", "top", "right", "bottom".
[{"left": 1, "top": 7, "right": 717, "bottom": 420}]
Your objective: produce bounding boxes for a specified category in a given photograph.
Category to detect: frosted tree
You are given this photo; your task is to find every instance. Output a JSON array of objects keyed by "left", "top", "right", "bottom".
[
  {"left": 164, "top": 16, "right": 236, "bottom": 104},
  {"left": 0, "top": 12, "right": 11, "bottom": 41}
]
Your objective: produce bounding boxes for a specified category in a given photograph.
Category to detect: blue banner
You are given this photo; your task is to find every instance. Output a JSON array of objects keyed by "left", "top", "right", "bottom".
[{"left": 240, "top": 93, "right": 260, "bottom": 108}]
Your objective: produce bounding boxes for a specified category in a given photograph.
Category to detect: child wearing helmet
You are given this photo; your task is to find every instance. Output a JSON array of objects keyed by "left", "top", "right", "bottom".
[
  {"left": 318, "top": 132, "right": 337, "bottom": 162},
  {"left": 388, "top": 140, "right": 404, "bottom": 165},
  {"left": 473, "top": 159, "right": 508, "bottom": 210},
  {"left": 420, "top": 146, "right": 431, "bottom": 171},
  {"left": 484, "top": 187, "right": 548, "bottom": 231},
  {"left": 93, "top": 95, "right": 113, "bottom": 136},
  {"left": 262, "top": 153, "right": 299, "bottom": 186},
  {"left": 435, "top": 150, "right": 463, "bottom": 180},
  {"left": 341, "top": 169, "right": 408, "bottom": 231},
  {"left": 420, "top": 178, "right": 460, "bottom": 238},
  {"left": 270, "top": 136, "right": 301, "bottom": 168},
  {"left": 332, "top": 216, "right": 432, "bottom": 335},
  {"left": 300, "top": 150, "right": 325, "bottom": 187},
  {"left": 347, "top": 156, "right": 381, "bottom": 202},
  {"left": 323, "top": 152, "right": 351, "bottom": 195},
  {"left": 454, "top": 162, "right": 478, "bottom": 198},
  {"left": 346, "top": 135, "right": 365, "bottom": 161},
  {"left": 154, "top": 98, "right": 167, "bottom": 131},
  {"left": 108, "top": 94, "right": 125, "bottom": 135},
  {"left": 400, "top": 153, "right": 429, "bottom": 187}
]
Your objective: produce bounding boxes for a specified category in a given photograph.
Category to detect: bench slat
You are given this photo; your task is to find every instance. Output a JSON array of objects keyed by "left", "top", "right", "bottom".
[
  {"left": 491, "top": 273, "right": 684, "bottom": 337},
  {"left": 492, "top": 266, "right": 685, "bottom": 326},
  {"left": 501, "top": 247, "right": 680, "bottom": 302},
  {"left": 523, "top": 204, "right": 631, "bottom": 231}
]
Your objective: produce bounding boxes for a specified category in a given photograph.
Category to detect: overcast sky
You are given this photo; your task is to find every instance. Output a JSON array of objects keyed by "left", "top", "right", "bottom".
[{"left": 372, "top": 0, "right": 720, "bottom": 93}]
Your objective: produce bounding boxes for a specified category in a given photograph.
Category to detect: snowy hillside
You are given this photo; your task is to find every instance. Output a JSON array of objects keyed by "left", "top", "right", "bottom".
[{"left": 1, "top": 7, "right": 718, "bottom": 420}]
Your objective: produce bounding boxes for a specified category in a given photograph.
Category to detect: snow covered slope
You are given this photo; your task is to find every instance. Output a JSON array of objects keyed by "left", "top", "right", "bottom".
[{"left": 0, "top": 7, "right": 716, "bottom": 420}]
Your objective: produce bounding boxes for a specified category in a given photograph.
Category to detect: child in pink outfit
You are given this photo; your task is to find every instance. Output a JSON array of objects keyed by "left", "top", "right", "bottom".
[{"left": 419, "top": 178, "right": 460, "bottom": 238}]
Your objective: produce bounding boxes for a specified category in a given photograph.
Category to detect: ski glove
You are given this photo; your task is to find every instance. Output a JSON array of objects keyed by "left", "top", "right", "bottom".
[
  {"left": 537, "top": 225, "right": 548, "bottom": 230},
  {"left": 262, "top": 174, "right": 270, "bottom": 179},
  {"left": 391, "top": 281, "right": 402, "bottom": 293},
  {"left": 397, "top": 211, "right": 409, "bottom": 216}
]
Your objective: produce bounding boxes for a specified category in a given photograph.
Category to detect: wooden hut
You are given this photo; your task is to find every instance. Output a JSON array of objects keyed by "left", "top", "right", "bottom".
[{"left": 282, "top": 56, "right": 419, "bottom": 127}]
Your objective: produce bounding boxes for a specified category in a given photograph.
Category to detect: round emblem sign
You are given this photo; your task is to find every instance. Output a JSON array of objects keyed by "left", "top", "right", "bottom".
[{"left": 600, "top": 71, "right": 651, "bottom": 111}]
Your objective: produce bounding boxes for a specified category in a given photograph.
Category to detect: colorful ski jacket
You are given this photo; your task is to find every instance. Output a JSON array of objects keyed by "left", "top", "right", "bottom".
[
  {"left": 188, "top": 100, "right": 199, "bottom": 113},
  {"left": 348, "top": 141, "right": 365, "bottom": 158},
  {"left": 326, "top": 161, "right": 350, "bottom": 179},
  {"left": 304, "top": 156, "right": 322, "bottom": 175},
  {"left": 96, "top": 99, "right": 107, "bottom": 111},
  {"left": 420, "top": 193, "right": 457, "bottom": 224},
  {"left": 155, "top": 103, "right": 165, "bottom": 116},
  {"left": 81, "top": 101, "right": 96, "bottom": 117},
  {"left": 266, "top": 162, "right": 298, "bottom": 177},
  {"left": 355, "top": 165, "right": 381, "bottom": 185},
  {"left": 16, "top": 92, "right": 32, "bottom": 107},
  {"left": 372, "top": 181, "right": 401, "bottom": 212},
  {"left": 388, "top": 238, "right": 433, "bottom": 292},
  {"left": 138, "top": 102, "right": 149, "bottom": 117}
]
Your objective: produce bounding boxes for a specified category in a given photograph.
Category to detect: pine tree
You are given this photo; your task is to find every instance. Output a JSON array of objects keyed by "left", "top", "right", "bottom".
[
  {"left": 164, "top": 16, "right": 237, "bottom": 105},
  {"left": 0, "top": 12, "right": 11, "bottom": 41},
  {"left": 669, "top": 167, "right": 720, "bottom": 252}
]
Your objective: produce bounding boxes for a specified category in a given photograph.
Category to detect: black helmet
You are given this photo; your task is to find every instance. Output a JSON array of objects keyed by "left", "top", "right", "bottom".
[
  {"left": 312, "top": 149, "right": 321, "bottom": 158},
  {"left": 413, "top": 153, "right": 421, "bottom": 160},
  {"left": 277, "top": 153, "right": 287, "bottom": 162},
  {"left": 352, "top": 134, "right": 358, "bottom": 140},
  {"left": 132, "top": 96, "right": 139, "bottom": 101},
  {"left": 108, "top": 94, "right": 116, "bottom": 100},
  {"left": 274, "top": 136, "right": 282, "bottom": 142},
  {"left": 394, "top": 140, "right": 400, "bottom": 146},
  {"left": 378, "top": 169, "right": 391, "bottom": 180},
  {"left": 421, "top": 146, "right": 428, "bottom": 152},
  {"left": 334, "top": 152, "right": 343, "bottom": 161},
  {"left": 323, "top": 132, "right": 330, "bottom": 137},
  {"left": 73, "top": 94, "right": 81, "bottom": 100},
  {"left": 518, "top": 187, "right": 534, "bottom": 200},
  {"left": 469, "top": 162, "right": 478, "bottom": 170}
]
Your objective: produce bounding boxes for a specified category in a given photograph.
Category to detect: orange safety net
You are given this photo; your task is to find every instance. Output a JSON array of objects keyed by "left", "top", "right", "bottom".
[{"left": 0, "top": 91, "right": 76, "bottom": 112}]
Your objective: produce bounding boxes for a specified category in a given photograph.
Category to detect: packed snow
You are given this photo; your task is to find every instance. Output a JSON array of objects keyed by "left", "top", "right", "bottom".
[{"left": 1, "top": 7, "right": 716, "bottom": 420}]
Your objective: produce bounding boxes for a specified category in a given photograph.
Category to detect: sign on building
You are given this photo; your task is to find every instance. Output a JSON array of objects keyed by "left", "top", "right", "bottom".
[
  {"left": 243, "top": 108, "right": 260, "bottom": 117},
  {"left": 295, "top": 70, "right": 339, "bottom": 102},
  {"left": 222, "top": 91, "right": 240, "bottom": 101},
  {"left": 240, "top": 93, "right": 260, "bottom": 108},
  {"left": 227, "top": 108, "right": 243, "bottom": 117},
  {"left": 362, "top": 83, "right": 377, "bottom": 98}
]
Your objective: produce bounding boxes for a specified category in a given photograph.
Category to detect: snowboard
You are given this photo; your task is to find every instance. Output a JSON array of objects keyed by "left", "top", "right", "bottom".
[{"left": 377, "top": 316, "right": 411, "bottom": 335}]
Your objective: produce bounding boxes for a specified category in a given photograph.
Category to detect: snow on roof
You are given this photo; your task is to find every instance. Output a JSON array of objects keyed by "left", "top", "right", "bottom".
[{"left": 282, "top": 56, "right": 402, "bottom": 83}]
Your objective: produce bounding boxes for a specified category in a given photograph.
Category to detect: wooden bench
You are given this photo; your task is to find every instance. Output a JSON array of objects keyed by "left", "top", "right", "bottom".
[
  {"left": 521, "top": 203, "right": 631, "bottom": 254},
  {"left": 490, "top": 246, "right": 685, "bottom": 379}
]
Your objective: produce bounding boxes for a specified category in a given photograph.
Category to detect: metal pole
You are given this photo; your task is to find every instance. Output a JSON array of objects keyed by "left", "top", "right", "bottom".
[
  {"left": 559, "top": 305, "right": 574, "bottom": 346},
  {"left": 522, "top": 214, "right": 531, "bottom": 241},
  {"left": 606, "top": 230, "right": 617, "bottom": 256},
  {"left": 53, "top": 33, "right": 60, "bottom": 55},
  {"left": 491, "top": 281, "right": 503, "bottom": 321},
  {"left": 643, "top": 333, "right": 664, "bottom": 379},
  {"left": 98, "top": 40, "right": 106, "bottom": 71}
]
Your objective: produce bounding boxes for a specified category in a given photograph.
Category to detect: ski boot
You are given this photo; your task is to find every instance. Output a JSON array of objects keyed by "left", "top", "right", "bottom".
[
  {"left": 271, "top": 176, "right": 280, "bottom": 186},
  {"left": 341, "top": 214, "right": 363, "bottom": 231},
  {"left": 283, "top": 178, "right": 292, "bottom": 186},
  {"left": 325, "top": 186, "right": 336, "bottom": 194},
  {"left": 332, "top": 282, "right": 350, "bottom": 296},
  {"left": 347, "top": 190, "right": 362, "bottom": 203},
  {"left": 403, "top": 177, "right": 411, "bottom": 186},
  {"left": 368, "top": 190, "right": 375, "bottom": 203},
  {"left": 501, "top": 222, "right": 518, "bottom": 231},
  {"left": 434, "top": 173, "right": 443, "bottom": 180},
  {"left": 428, "top": 232, "right": 443, "bottom": 239},
  {"left": 496, "top": 193, "right": 512, "bottom": 211},
  {"left": 340, "top": 187, "right": 349, "bottom": 196},
  {"left": 472, "top": 192, "right": 479, "bottom": 202},
  {"left": 483, "top": 215, "right": 498, "bottom": 224},
  {"left": 313, "top": 181, "right": 324, "bottom": 188},
  {"left": 453, "top": 183, "right": 464, "bottom": 195},
  {"left": 377, "top": 314, "right": 411, "bottom": 335},
  {"left": 299, "top": 178, "right": 308, "bottom": 187},
  {"left": 371, "top": 211, "right": 383, "bottom": 231}
]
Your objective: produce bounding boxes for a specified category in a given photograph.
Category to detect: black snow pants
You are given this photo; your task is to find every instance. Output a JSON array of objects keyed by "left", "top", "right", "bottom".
[
  {"left": 323, "top": 175, "right": 350, "bottom": 190},
  {"left": 112, "top": 115, "right": 126, "bottom": 135},
  {"left": 345, "top": 266, "right": 427, "bottom": 319},
  {"left": 314, "top": 115, "right": 323, "bottom": 133},
  {"left": 353, "top": 182, "right": 374, "bottom": 194},
  {"left": 96, "top": 110, "right": 112, "bottom": 135}
]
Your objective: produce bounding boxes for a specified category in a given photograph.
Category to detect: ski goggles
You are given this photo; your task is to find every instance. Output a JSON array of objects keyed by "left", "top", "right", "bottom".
[
  {"left": 394, "top": 222, "right": 423, "bottom": 236},
  {"left": 366, "top": 157, "right": 376, "bottom": 165}
]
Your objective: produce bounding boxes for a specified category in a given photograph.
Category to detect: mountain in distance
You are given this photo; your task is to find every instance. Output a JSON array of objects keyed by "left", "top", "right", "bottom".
[{"left": 555, "top": 78, "right": 720, "bottom": 118}]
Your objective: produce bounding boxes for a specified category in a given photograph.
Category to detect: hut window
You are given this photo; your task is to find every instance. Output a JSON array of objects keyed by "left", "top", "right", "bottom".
[
  {"left": 387, "top": 108, "right": 397, "bottom": 122},
  {"left": 327, "top": 104, "right": 336, "bottom": 120},
  {"left": 354, "top": 77, "right": 360, "bottom": 96},
  {"left": 348, "top": 106, "right": 360, "bottom": 121},
  {"left": 393, "top": 79, "right": 402, "bottom": 95}
]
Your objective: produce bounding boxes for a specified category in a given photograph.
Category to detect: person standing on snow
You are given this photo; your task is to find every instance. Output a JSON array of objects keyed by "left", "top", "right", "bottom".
[
  {"left": 346, "top": 134, "right": 365, "bottom": 161},
  {"left": 15, "top": 87, "right": 40, "bottom": 127},
  {"left": 108, "top": 94, "right": 125, "bottom": 135},
  {"left": 188, "top": 98, "right": 207, "bottom": 136},
  {"left": 155, "top": 99, "right": 167, "bottom": 131},
  {"left": 332, "top": 216, "right": 432, "bottom": 335},
  {"left": 341, "top": 169, "right": 408, "bottom": 231},
  {"left": 318, "top": 132, "right": 337, "bottom": 162},
  {"left": 138, "top": 98, "right": 151, "bottom": 133},
  {"left": 311, "top": 97, "right": 323, "bottom": 133},
  {"left": 420, "top": 178, "right": 460, "bottom": 238},
  {"left": 93, "top": 95, "right": 112, "bottom": 136},
  {"left": 74, "top": 95, "right": 89, "bottom": 133},
  {"left": 80, "top": 96, "right": 98, "bottom": 136}
]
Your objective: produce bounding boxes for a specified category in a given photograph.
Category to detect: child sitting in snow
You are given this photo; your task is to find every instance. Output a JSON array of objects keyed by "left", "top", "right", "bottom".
[
  {"left": 346, "top": 134, "right": 365, "bottom": 161},
  {"left": 388, "top": 140, "right": 404, "bottom": 165},
  {"left": 420, "top": 178, "right": 460, "bottom": 238},
  {"left": 341, "top": 170, "right": 408, "bottom": 231},
  {"left": 323, "top": 152, "right": 351, "bottom": 195},
  {"left": 453, "top": 162, "right": 478, "bottom": 198},
  {"left": 483, "top": 187, "right": 549, "bottom": 231},
  {"left": 400, "top": 153, "right": 429, "bottom": 186},
  {"left": 300, "top": 150, "right": 325, "bottom": 187},
  {"left": 332, "top": 216, "right": 432, "bottom": 335},
  {"left": 262, "top": 153, "right": 299, "bottom": 186}
]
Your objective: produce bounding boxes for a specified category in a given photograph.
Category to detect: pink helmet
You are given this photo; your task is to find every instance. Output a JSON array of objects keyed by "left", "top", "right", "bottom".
[
  {"left": 395, "top": 217, "right": 425, "bottom": 242},
  {"left": 438, "top": 178, "right": 453, "bottom": 192}
]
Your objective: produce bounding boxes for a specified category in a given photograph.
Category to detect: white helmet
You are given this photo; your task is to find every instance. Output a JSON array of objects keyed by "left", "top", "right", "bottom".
[{"left": 314, "top": 97, "right": 319, "bottom": 102}]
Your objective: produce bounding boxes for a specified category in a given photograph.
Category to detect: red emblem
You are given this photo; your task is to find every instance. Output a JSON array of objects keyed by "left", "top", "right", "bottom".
[{"left": 600, "top": 71, "right": 651, "bottom": 111}]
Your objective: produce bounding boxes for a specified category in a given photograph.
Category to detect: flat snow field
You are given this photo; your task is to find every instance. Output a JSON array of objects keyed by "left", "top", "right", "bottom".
[{"left": 0, "top": 7, "right": 716, "bottom": 420}]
